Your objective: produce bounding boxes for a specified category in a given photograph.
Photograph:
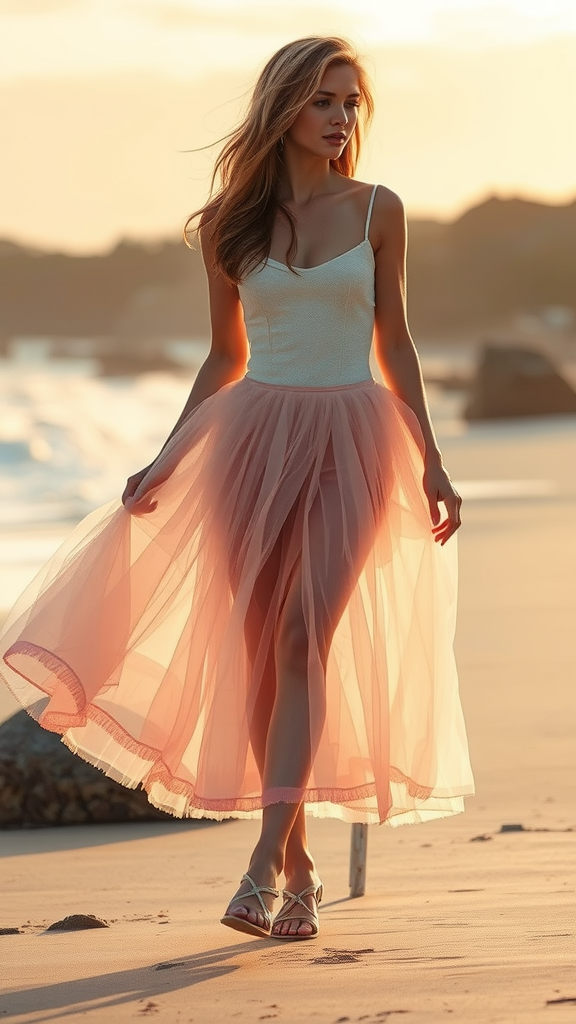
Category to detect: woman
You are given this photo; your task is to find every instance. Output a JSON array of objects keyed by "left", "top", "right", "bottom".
[{"left": 0, "top": 37, "right": 474, "bottom": 942}]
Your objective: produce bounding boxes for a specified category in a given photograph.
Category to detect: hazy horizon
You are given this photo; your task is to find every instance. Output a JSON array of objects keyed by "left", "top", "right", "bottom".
[
  {"left": 1, "top": 1, "right": 575, "bottom": 252},
  {"left": 2, "top": 187, "right": 576, "bottom": 259}
]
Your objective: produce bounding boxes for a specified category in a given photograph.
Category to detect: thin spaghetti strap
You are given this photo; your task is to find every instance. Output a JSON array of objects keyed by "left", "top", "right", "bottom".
[{"left": 364, "top": 184, "right": 378, "bottom": 239}]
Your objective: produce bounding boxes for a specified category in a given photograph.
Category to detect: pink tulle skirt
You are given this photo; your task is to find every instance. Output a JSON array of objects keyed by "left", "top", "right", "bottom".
[{"left": 0, "top": 376, "right": 474, "bottom": 824}]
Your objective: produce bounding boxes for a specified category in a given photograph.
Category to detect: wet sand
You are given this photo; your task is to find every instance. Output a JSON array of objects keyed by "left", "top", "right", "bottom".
[{"left": 1, "top": 422, "right": 575, "bottom": 1023}]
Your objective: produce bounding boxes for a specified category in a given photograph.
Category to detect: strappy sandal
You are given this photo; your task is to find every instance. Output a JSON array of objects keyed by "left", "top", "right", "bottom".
[
  {"left": 271, "top": 881, "right": 323, "bottom": 940},
  {"left": 220, "top": 872, "right": 279, "bottom": 939}
]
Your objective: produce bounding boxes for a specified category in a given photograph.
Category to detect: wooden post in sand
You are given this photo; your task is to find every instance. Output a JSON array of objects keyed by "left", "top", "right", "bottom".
[{"left": 349, "top": 823, "right": 368, "bottom": 897}]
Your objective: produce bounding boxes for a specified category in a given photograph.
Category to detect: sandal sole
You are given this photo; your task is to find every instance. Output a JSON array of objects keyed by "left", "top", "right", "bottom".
[{"left": 220, "top": 914, "right": 271, "bottom": 939}]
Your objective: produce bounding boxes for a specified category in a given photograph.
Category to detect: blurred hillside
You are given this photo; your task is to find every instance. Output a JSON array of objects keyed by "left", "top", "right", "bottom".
[
  {"left": 0, "top": 237, "right": 209, "bottom": 347},
  {"left": 0, "top": 195, "right": 574, "bottom": 346},
  {"left": 407, "top": 195, "right": 576, "bottom": 338}
]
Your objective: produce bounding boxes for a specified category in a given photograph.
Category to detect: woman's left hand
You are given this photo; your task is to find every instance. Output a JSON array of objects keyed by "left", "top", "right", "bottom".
[
  {"left": 423, "top": 458, "right": 462, "bottom": 545},
  {"left": 123, "top": 457, "right": 175, "bottom": 516}
]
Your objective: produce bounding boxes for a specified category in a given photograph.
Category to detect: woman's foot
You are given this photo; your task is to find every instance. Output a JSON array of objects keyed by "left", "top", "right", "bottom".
[
  {"left": 221, "top": 858, "right": 281, "bottom": 937},
  {"left": 271, "top": 867, "right": 323, "bottom": 938}
]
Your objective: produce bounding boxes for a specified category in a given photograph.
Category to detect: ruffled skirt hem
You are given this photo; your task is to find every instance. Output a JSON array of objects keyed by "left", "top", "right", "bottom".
[{"left": 3, "top": 664, "right": 472, "bottom": 826}]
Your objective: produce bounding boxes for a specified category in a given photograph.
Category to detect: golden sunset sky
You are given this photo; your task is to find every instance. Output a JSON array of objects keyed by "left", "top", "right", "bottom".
[{"left": 1, "top": 0, "right": 575, "bottom": 251}]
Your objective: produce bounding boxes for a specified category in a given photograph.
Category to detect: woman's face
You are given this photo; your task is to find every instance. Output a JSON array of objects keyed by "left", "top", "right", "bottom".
[{"left": 285, "top": 63, "right": 361, "bottom": 160}]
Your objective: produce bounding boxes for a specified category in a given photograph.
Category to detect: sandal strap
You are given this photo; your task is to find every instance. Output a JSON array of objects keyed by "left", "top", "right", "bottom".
[
  {"left": 274, "top": 883, "right": 322, "bottom": 923},
  {"left": 227, "top": 872, "right": 280, "bottom": 924}
]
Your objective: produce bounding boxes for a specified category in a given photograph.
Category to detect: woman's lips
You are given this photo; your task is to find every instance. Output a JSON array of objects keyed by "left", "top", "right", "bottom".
[{"left": 323, "top": 135, "right": 346, "bottom": 146}]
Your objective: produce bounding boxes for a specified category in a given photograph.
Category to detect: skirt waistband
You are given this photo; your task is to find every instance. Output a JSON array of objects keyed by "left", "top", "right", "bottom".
[{"left": 243, "top": 375, "right": 376, "bottom": 394}]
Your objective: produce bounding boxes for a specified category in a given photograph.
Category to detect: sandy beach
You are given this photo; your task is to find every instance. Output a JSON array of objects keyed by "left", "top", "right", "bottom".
[
  {"left": 1, "top": 414, "right": 575, "bottom": 1023},
  {"left": 2, "top": 4, "right": 575, "bottom": 1015}
]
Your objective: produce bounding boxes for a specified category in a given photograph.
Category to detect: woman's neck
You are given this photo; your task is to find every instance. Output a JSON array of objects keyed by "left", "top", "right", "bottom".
[{"left": 278, "top": 149, "right": 338, "bottom": 207}]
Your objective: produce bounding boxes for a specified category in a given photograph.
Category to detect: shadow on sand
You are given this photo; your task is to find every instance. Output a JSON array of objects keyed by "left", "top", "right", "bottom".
[
  {"left": 1, "top": 938, "right": 286, "bottom": 1020},
  {"left": 0, "top": 818, "right": 232, "bottom": 857}
]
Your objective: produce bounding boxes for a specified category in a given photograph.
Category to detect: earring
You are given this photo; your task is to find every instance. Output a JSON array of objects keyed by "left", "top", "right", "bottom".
[{"left": 278, "top": 135, "right": 285, "bottom": 153}]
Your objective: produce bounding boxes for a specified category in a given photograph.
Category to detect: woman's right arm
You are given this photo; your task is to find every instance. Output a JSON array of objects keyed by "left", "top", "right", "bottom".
[{"left": 122, "top": 222, "right": 249, "bottom": 508}]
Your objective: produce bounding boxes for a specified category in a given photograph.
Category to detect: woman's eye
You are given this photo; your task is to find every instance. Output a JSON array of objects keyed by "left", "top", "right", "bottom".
[{"left": 313, "top": 99, "right": 359, "bottom": 109}]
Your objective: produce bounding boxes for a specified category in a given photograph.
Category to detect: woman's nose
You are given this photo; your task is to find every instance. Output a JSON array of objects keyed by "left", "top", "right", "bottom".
[{"left": 331, "top": 109, "right": 348, "bottom": 126}]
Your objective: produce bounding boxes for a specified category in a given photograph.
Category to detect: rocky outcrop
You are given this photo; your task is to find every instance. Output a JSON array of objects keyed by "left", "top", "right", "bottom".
[
  {"left": 464, "top": 343, "right": 576, "bottom": 420},
  {"left": 0, "top": 709, "right": 173, "bottom": 828}
]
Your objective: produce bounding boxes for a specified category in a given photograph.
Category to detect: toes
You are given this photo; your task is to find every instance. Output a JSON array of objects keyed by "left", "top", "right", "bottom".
[
  {"left": 272, "top": 917, "right": 314, "bottom": 936},
  {"left": 230, "top": 905, "right": 248, "bottom": 919},
  {"left": 227, "top": 903, "right": 268, "bottom": 929}
]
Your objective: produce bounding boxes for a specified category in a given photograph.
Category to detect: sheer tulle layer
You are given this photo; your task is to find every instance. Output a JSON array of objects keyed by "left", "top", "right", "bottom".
[{"left": 0, "top": 376, "right": 474, "bottom": 824}]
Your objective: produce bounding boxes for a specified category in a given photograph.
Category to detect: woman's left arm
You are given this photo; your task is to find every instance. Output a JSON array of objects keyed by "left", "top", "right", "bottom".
[{"left": 372, "top": 187, "right": 462, "bottom": 545}]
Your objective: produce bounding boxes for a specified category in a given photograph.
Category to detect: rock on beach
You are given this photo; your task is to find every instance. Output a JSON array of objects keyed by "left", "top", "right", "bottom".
[
  {"left": 0, "top": 709, "right": 172, "bottom": 828},
  {"left": 465, "top": 343, "right": 576, "bottom": 420}
]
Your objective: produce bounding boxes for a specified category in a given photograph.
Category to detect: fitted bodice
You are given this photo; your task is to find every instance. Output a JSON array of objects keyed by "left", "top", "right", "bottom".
[{"left": 238, "top": 185, "right": 378, "bottom": 387}]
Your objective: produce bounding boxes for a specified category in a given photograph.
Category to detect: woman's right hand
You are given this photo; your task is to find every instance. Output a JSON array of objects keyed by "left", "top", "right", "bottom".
[{"left": 121, "top": 464, "right": 156, "bottom": 513}]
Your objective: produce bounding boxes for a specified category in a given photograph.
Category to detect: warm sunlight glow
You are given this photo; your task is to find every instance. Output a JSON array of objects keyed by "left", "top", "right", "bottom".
[{"left": 0, "top": 0, "right": 575, "bottom": 249}]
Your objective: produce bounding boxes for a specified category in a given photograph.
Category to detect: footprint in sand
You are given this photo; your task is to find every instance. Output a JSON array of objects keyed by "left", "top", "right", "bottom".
[
  {"left": 314, "top": 946, "right": 375, "bottom": 965},
  {"left": 335, "top": 1012, "right": 408, "bottom": 1023},
  {"left": 137, "top": 999, "right": 160, "bottom": 1015}
]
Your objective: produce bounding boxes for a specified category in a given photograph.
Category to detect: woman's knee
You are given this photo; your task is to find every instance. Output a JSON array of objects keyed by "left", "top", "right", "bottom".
[{"left": 276, "top": 611, "right": 309, "bottom": 678}]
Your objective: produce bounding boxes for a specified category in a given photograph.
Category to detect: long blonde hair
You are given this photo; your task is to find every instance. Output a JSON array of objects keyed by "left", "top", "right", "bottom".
[{"left": 185, "top": 36, "right": 374, "bottom": 282}]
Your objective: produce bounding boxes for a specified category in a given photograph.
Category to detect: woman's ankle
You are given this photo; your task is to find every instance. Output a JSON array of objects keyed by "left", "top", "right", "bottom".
[
  {"left": 248, "top": 843, "right": 284, "bottom": 880},
  {"left": 283, "top": 845, "right": 316, "bottom": 880}
]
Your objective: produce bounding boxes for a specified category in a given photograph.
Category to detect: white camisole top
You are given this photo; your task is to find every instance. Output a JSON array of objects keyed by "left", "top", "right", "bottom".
[{"left": 239, "top": 184, "right": 378, "bottom": 387}]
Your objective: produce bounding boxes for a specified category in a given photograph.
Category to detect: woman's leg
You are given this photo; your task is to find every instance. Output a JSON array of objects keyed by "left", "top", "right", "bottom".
[
  {"left": 224, "top": 535, "right": 303, "bottom": 929},
  {"left": 224, "top": 509, "right": 324, "bottom": 931},
  {"left": 270, "top": 460, "right": 374, "bottom": 936},
  {"left": 239, "top": 566, "right": 319, "bottom": 935}
]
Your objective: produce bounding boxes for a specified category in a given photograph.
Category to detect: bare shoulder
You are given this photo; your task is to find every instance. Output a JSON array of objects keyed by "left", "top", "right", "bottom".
[
  {"left": 198, "top": 208, "right": 216, "bottom": 253},
  {"left": 197, "top": 207, "right": 233, "bottom": 288},
  {"left": 197, "top": 201, "right": 226, "bottom": 256},
  {"left": 349, "top": 178, "right": 403, "bottom": 208},
  {"left": 366, "top": 185, "right": 406, "bottom": 254},
  {"left": 371, "top": 185, "right": 405, "bottom": 227}
]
